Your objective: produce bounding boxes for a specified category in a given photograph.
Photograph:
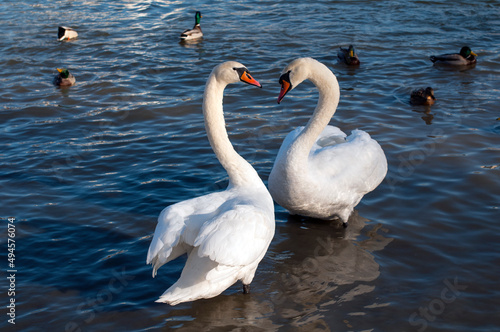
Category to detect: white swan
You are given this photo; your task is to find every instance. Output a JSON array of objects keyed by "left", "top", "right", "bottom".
[
  {"left": 268, "top": 58, "right": 387, "bottom": 226},
  {"left": 147, "top": 61, "right": 275, "bottom": 305}
]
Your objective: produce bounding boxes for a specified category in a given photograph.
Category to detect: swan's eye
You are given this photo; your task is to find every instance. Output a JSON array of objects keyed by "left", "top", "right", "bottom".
[{"left": 234, "top": 67, "right": 247, "bottom": 77}]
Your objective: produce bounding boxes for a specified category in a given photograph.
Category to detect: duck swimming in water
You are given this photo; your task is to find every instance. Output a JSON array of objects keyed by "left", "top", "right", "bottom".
[
  {"left": 53, "top": 68, "right": 76, "bottom": 86},
  {"left": 430, "top": 46, "right": 477, "bottom": 66},
  {"left": 58, "top": 26, "right": 78, "bottom": 41},
  {"left": 180, "top": 11, "right": 203, "bottom": 41},
  {"left": 337, "top": 45, "right": 360, "bottom": 66},
  {"left": 410, "top": 87, "right": 436, "bottom": 106}
]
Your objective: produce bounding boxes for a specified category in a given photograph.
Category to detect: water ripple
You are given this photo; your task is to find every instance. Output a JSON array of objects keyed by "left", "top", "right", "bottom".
[{"left": 1, "top": 0, "right": 499, "bottom": 330}]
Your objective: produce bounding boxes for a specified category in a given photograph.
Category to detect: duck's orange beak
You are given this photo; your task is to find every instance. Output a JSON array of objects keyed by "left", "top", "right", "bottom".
[
  {"left": 240, "top": 71, "right": 262, "bottom": 88},
  {"left": 471, "top": 51, "right": 478, "bottom": 56}
]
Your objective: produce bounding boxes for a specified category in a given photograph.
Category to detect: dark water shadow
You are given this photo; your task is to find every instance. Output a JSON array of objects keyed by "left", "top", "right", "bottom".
[
  {"left": 262, "top": 211, "right": 393, "bottom": 329},
  {"left": 153, "top": 211, "right": 393, "bottom": 330}
]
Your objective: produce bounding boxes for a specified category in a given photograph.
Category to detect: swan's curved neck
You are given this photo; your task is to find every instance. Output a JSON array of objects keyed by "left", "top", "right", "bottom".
[
  {"left": 294, "top": 65, "right": 340, "bottom": 154},
  {"left": 203, "top": 75, "right": 261, "bottom": 188}
]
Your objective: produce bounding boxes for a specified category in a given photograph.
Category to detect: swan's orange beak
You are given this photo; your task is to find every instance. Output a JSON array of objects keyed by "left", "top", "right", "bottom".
[
  {"left": 240, "top": 71, "right": 262, "bottom": 88},
  {"left": 278, "top": 71, "right": 292, "bottom": 104},
  {"left": 278, "top": 80, "right": 291, "bottom": 104}
]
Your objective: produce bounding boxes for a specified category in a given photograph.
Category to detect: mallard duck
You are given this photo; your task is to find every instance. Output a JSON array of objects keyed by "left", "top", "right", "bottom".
[
  {"left": 410, "top": 87, "right": 436, "bottom": 106},
  {"left": 180, "top": 11, "right": 203, "bottom": 41},
  {"left": 337, "top": 45, "right": 360, "bottom": 66},
  {"left": 58, "top": 26, "right": 78, "bottom": 41},
  {"left": 430, "top": 46, "right": 477, "bottom": 66},
  {"left": 53, "top": 68, "right": 76, "bottom": 86}
]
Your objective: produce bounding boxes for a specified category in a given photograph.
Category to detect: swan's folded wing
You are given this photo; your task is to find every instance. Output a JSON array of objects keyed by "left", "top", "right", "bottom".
[
  {"left": 343, "top": 130, "right": 387, "bottom": 190},
  {"left": 147, "top": 192, "right": 233, "bottom": 276},
  {"left": 194, "top": 205, "right": 274, "bottom": 268},
  {"left": 313, "top": 126, "right": 347, "bottom": 149},
  {"left": 311, "top": 129, "right": 387, "bottom": 189},
  {"left": 146, "top": 204, "right": 187, "bottom": 266}
]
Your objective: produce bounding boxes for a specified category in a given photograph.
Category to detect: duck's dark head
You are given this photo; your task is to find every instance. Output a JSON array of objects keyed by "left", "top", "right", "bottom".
[
  {"left": 348, "top": 45, "right": 356, "bottom": 57},
  {"left": 346, "top": 45, "right": 360, "bottom": 65},
  {"left": 57, "top": 68, "right": 70, "bottom": 78},
  {"left": 195, "top": 11, "right": 202, "bottom": 25},
  {"left": 460, "top": 46, "right": 477, "bottom": 58},
  {"left": 425, "top": 87, "right": 436, "bottom": 103},
  {"left": 425, "top": 87, "right": 435, "bottom": 98}
]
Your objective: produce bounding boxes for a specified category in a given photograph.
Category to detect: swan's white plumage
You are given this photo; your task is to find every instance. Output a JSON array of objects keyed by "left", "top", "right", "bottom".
[
  {"left": 269, "top": 58, "right": 387, "bottom": 224},
  {"left": 147, "top": 61, "right": 274, "bottom": 305}
]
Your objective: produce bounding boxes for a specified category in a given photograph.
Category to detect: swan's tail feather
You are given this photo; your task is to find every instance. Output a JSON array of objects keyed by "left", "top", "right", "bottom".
[
  {"left": 152, "top": 258, "right": 161, "bottom": 278},
  {"left": 148, "top": 253, "right": 165, "bottom": 278},
  {"left": 156, "top": 286, "right": 207, "bottom": 305},
  {"left": 148, "top": 244, "right": 191, "bottom": 278},
  {"left": 153, "top": 248, "right": 246, "bottom": 305},
  {"left": 155, "top": 275, "right": 238, "bottom": 306}
]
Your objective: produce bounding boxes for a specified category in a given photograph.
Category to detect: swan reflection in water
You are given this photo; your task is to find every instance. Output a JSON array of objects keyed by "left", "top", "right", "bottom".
[{"left": 158, "top": 211, "right": 393, "bottom": 330}]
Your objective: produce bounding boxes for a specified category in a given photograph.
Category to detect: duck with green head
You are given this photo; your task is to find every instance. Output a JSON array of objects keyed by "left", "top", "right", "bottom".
[
  {"left": 180, "top": 11, "right": 203, "bottom": 41},
  {"left": 430, "top": 46, "right": 477, "bottom": 66},
  {"left": 54, "top": 68, "right": 76, "bottom": 86},
  {"left": 337, "top": 45, "right": 360, "bottom": 66}
]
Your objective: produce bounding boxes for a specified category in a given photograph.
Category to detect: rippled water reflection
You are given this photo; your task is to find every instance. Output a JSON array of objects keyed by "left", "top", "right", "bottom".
[{"left": 1, "top": 0, "right": 499, "bottom": 331}]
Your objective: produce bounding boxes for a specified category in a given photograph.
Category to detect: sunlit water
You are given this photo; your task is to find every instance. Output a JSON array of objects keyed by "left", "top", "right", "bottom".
[{"left": 1, "top": 0, "right": 499, "bottom": 331}]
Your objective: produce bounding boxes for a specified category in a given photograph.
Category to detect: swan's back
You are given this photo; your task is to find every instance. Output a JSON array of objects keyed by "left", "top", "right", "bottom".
[{"left": 270, "top": 126, "right": 386, "bottom": 221}]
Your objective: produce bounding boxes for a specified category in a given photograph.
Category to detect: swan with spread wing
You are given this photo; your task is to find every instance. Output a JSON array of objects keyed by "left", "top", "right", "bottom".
[{"left": 147, "top": 62, "right": 274, "bottom": 305}]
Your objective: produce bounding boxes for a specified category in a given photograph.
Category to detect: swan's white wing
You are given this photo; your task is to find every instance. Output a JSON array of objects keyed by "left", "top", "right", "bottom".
[
  {"left": 194, "top": 204, "right": 274, "bottom": 268},
  {"left": 146, "top": 203, "right": 191, "bottom": 277},
  {"left": 156, "top": 247, "right": 243, "bottom": 305},
  {"left": 313, "top": 126, "right": 347, "bottom": 149},
  {"left": 311, "top": 129, "right": 387, "bottom": 191},
  {"left": 146, "top": 192, "right": 229, "bottom": 276},
  {"left": 278, "top": 126, "right": 346, "bottom": 155}
]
